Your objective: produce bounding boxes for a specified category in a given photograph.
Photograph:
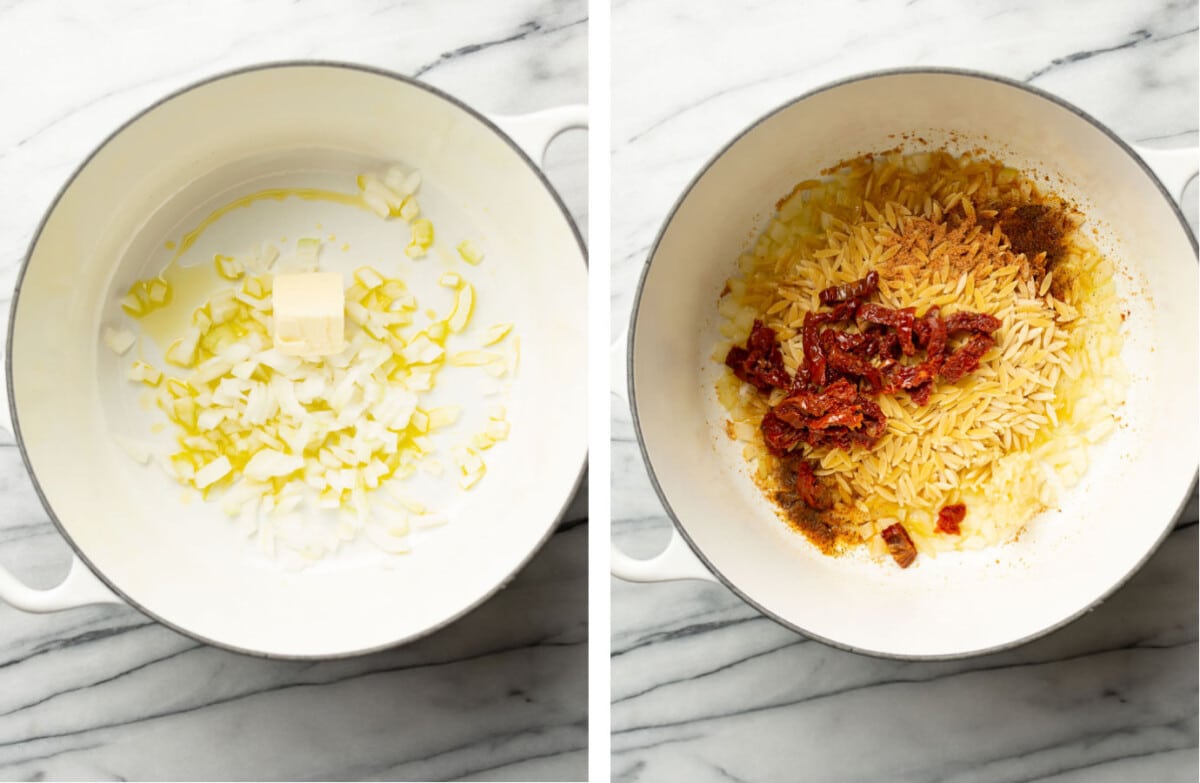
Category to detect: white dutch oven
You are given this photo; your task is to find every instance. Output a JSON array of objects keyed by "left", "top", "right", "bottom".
[
  {"left": 1, "top": 63, "right": 587, "bottom": 658},
  {"left": 614, "top": 69, "right": 1197, "bottom": 659}
]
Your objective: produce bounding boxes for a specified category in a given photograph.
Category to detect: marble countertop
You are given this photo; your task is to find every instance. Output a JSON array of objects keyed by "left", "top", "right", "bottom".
[
  {"left": 0, "top": 1, "right": 587, "bottom": 781},
  {"left": 611, "top": 2, "right": 1198, "bottom": 782}
]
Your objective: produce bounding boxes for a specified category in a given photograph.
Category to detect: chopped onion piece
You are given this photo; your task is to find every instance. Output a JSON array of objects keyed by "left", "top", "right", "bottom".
[
  {"left": 406, "top": 219, "right": 434, "bottom": 258},
  {"left": 354, "top": 266, "right": 384, "bottom": 290},
  {"left": 448, "top": 284, "right": 474, "bottom": 333},
  {"left": 208, "top": 290, "right": 238, "bottom": 323},
  {"left": 398, "top": 197, "right": 420, "bottom": 222},
  {"left": 402, "top": 335, "right": 444, "bottom": 364},
  {"left": 103, "top": 326, "right": 136, "bottom": 355},
  {"left": 449, "top": 350, "right": 500, "bottom": 367},
  {"left": 456, "top": 240, "right": 484, "bottom": 265},
  {"left": 427, "top": 406, "right": 461, "bottom": 429},
  {"left": 215, "top": 254, "right": 244, "bottom": 280},
  {"left": 384, "top": 167, "right": 421, "bottom": 197},
  {"left": 195, "top": 456, "right": 233, "bottom": 489},
  {"left": 147, "top": 279, "right": 170, "bottom": 306},
  {"left": 120, "top": 294, "right": 144, "bottom": 317},
  {"left": 244, "top": 449, "right": 304, "bottom": 481},
  {"left": 482, "top": 322, "right": 513, "bottom": 346},
  {"left": 485, "top": 420, "right": 510, "bottom": 441},
  {"left": 128, "top": 360, "right": 162, "bottom": 386},
  {"left": 166, "top": 328, "right": 201, "bottom": 367},
  {"left": 363, "top": 192, "right": 390, "bottom": 218}
]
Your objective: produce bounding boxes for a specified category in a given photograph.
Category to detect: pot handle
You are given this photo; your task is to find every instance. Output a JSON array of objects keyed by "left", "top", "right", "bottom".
[
  {"left": 0, "top": 303, "right": 10, "bottom": 436},
  {"left": 1132, "top": 144, "right": 1199, "bottom": 204},
  {"left": 609, "top": 333, "right": 717, "bottom": 583},
  {"left": 0, "top": 309, "right": 122, "bottom": 611},
  {"left": 489, "top": 105, "right": 588, "bottom": 166},
  {"left": 0, "top": 555, "right": 123, "bottom": 612}
]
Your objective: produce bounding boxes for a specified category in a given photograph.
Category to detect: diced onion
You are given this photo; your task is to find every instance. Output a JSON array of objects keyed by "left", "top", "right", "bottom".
[
  {"left": 103, "top": 326, "right": 136, "bottom": 355},
  {"left": 456, "top": 240, "right": 484, "bottom": 265},
  {"left": 215, "top": 254, "right": 244, "bottom": 280},
  {"left": 482, "top": 322, "right": 513, "bottom": 346},
  {"left": 115, "top": 165, "right": 515, "bottom": 564},
  {"left": 244, "top": 449, "right": 304, "bottom": 481},
  {"left": 194, "top": 456, "right": 233, "bottom": 488}
]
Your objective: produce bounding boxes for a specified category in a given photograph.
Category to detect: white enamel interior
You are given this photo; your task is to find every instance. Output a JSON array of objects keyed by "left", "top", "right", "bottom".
[
  {"left": 631, "top": 72, "right": 1198, "bottom": 658},
  {"left": 10, "top": 65, "right": 586, "bottom": 657}
]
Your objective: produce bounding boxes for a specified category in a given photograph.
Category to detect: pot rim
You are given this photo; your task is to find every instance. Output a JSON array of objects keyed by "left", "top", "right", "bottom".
[
  {"left": 625, "top": 65, "right": 1198, "bottom": 661},
  {"left": 6, "top": 59, "right": 588, "bottom": 660}
]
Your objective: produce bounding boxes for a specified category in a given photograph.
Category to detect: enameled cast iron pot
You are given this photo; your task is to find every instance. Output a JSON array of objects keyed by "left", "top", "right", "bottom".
[
  {"left": 1, "top": 62, "right": 588, "bottom": 658},
  {"left": 614, "top": 68, "right": 1197, "bottom": 659}
]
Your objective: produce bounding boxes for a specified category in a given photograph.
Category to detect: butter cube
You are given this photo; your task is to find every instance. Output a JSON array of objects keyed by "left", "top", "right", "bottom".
[{"left": 272, "top": 273, "right": 345, "bottom": 356}]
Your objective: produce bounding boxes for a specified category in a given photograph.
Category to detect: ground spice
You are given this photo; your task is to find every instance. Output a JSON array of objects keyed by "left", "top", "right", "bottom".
[{"left": 877, "top": 201, "right": 1072, "bottom": 291}]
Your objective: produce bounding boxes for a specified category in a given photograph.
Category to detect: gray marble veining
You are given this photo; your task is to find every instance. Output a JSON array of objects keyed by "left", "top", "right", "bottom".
[
  {"left": 0, "top": 1, "right": 587, "bottom": 781},
  {"left": 611, "top": 1, "right": 1198, "bottom": 781}
]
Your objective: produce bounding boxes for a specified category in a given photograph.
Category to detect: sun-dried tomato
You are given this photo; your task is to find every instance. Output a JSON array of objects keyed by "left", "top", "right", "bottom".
[
  {"left": 937, "top": 503, "right": 966, "bottom": 535},
  {"left": 870, "top": 328, "right": 901, "bottom": 361},
  {"left": 881, "top": 523, "right": 918, "bottom": 568},
  {"left": 940, "top": 333, "right": 996, "bottom": 383},
  {"left": 819, "top": 270, "right": 879, "bottom": 306},
  {"left": 908, "top": 382, "right": 933, "bottom": 406},
  {"left": 771, "top": 379, "right": 887, "bottom": 451},
  {"left": 823, "top": 328, "right": 872, "bottom": 355},
  {"left": 774, "top": 377, "right": 858, "bottom": 422},
  {"left": 730, "top": 263, "right": 1001, "bottom": 556},
  {"left": 945, "top": 311, "right": 1001, "bottom": 334},
  {"left": 725, "top": 320, "right": 791, "bottom": 391},
  {"left": 882, "top": 306, "right": 947, "bottom": 405},
  {"left": 922, "top": 307, "right": 948, "bottom": 359},
  {"left": 761, "top": 410, "right": 805, "bottom": 455},
  {"left": 858, "top": 303, "right": 917, "bottom": 355},
  {"left": 802, "top": 312, "right": 828, "bottom": 387},
  {"left": 794, "top": 460, "right": 833, "bottom": 510},
  {"left": 827, "top": 345, "right": 884, "bottom": 392}
]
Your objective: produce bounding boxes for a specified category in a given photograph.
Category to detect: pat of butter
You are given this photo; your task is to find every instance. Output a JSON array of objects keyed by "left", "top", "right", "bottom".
[{"left": 272, "top": 272, "right": 345, "bottom": 356}]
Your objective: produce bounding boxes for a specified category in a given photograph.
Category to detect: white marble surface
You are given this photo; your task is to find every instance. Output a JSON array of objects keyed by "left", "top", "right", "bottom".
[
  {"left": 611, "top": 1, "right": 1198, "bottom": 781},
  {"left": 0, "top": 1, "right": 587, "bottom": 781}
]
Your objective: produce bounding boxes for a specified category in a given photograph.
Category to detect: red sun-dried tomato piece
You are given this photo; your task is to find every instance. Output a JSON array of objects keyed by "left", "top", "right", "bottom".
[
  {"left": 725, "top": 320, "right": 792, "bottom": 391},
  {"left": 923, "top": 306, "right": 948, "bottom": 359},
  {"left": 824, "top": 328, "right": 872, "bottom": 356},
  {"left": 945, "top": 311, "right": 1002, "bottom": 334},
  {"left": 881, "top": 523, "right": 918, "bottom": 568},
  {"left": 770, "top": 379, "right": 887, "bottom": 451},
  {"left": 858, "top": 303, "right": 917, "bottom": 355},
  {"left": 773, "top": 378, "right": 858, "bottom": 424},
  {"left": 907, "top": 382, "right": 933, "bottom": 406},
  {"left": 827, "top": 345, "right": 884, "bottom": 392},
  {"left": 887, "top": 361, "right": 939, "bottom": 392},
  {"left": 802, "top": 312, "right": 828, "bottom": 388},
  {"left": 937, "top": 504, "right": 966, "bottom": 535},
  {"left": 760, "top": 410, "right": 804, "bottom": 455},
  {"left": 819, "top": 271, "right": 879, "bottom": 306},
  {"left": 940, "top": 333, "right": 996, "bottom": 383}
]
